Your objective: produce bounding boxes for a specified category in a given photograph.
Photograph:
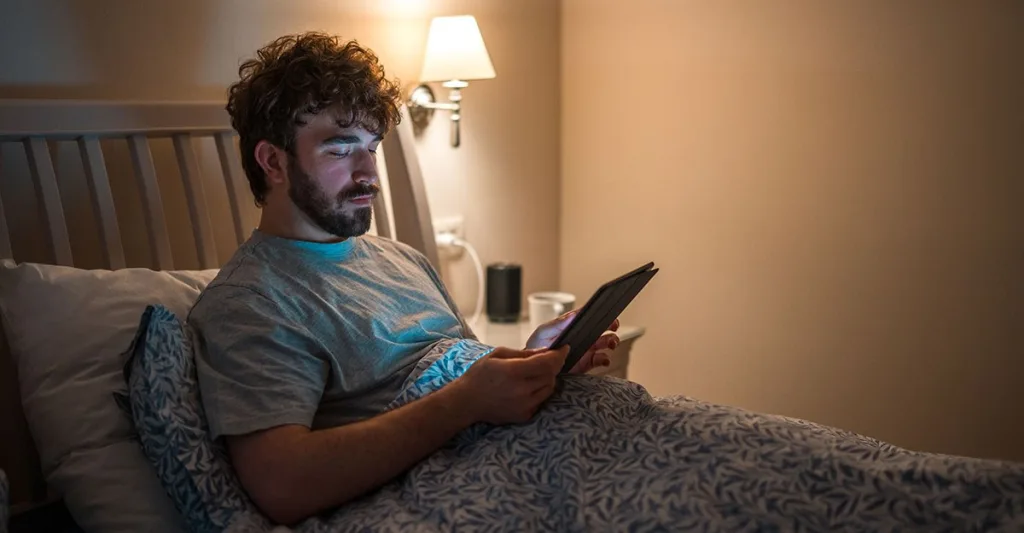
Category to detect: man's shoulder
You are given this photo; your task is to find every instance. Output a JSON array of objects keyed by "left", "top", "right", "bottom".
[
  {"left": 188, "top": 245, "right": 276, "bottom": 321},
  {"left": 206, "top": 242, "right": 270, "bottom": 291}
]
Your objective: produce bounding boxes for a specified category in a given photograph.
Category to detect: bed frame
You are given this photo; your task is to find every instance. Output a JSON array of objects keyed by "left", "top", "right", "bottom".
[{"left": 0, "top": 98, "right": 441, "bottom": 513}]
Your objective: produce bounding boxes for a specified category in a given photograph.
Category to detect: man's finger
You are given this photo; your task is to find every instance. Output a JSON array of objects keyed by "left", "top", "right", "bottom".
[
  {"left": 594, "top": 332, "right": 619, "bottom": 351},
  {"left": 570, "top": 350, "right": 595, "bottom": 374},
  {"left": 512, "top": 345, "right": 569, "bottom": 377},
  {"left": 535, "top": 345, "right": 570, "bottom": 374},
  {"left": 608, "top": 318, "right": 620, "bottom": 332},
  {"left": 490, "top": 346, "right": 547, "bottom": 359}
]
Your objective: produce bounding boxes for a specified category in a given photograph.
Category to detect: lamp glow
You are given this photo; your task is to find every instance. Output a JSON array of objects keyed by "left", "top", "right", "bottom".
[{"left": 407, "top": 15, "right": 496, "bottom": 147}]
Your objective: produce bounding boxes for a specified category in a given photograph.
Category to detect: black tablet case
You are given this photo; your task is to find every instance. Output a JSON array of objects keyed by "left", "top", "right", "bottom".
[{"left": 551, "top": 262, "right": 658, "bottom": 374}]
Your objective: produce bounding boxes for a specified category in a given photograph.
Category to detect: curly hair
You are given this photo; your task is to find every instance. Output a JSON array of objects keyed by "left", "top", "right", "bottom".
[{"left": 226, "top": 32, "right": 403, "bottom": 206}]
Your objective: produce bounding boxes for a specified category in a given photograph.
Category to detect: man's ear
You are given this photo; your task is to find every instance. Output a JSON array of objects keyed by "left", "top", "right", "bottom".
[{"left": 254, "top": 140, "right": 288, "bottom": 188}]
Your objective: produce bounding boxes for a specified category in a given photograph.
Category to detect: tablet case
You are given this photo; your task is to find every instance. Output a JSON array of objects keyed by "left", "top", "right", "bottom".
[{"left": 551, "top": 262, "right": 658, "bottom": 373}]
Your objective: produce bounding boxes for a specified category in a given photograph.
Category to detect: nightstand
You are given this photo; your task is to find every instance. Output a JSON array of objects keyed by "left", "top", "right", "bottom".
[{"left": 472, "top": 320, "right": 645, "bottom": 379}]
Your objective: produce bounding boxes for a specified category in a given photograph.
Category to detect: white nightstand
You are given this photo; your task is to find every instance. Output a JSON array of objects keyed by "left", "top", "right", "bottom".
[{"left": 472, "top": 320, "right": 645, "bottom": 379}]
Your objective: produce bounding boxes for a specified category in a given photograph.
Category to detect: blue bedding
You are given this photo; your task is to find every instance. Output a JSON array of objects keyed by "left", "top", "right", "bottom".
[{"left": 290, "top": 340, "right": 1024, "bottom": 532}]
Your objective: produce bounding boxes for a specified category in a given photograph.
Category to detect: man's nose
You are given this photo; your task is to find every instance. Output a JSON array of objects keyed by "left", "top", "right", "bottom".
[
  {"left": 352, "top": 151, "right": 378, "bottom": 186},
  {"left": 353, "top": 171, "right": 377, "bottom": 186}
]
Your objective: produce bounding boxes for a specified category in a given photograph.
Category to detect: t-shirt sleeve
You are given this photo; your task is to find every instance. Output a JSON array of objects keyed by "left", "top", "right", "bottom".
[{"left": 188, "top": 285, "right": 329, "bottom": 440}]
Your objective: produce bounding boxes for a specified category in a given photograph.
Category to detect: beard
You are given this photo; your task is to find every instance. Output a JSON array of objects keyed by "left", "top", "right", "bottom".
[{"left": 287, "top": 157, "right": 377, "bottom": 239}]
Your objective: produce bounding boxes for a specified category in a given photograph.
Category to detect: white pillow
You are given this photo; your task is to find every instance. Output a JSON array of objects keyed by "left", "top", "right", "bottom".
[{"left": 0, "top": 260, "right": 217, "bottom": 532}]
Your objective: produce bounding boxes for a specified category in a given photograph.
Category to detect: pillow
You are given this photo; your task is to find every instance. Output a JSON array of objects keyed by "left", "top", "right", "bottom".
[
  {"left": 120, "top": 305, "right": 270, "bottom": 533},
  {"left": 0, "top": 260, "right": 216, "bottom": 532}
]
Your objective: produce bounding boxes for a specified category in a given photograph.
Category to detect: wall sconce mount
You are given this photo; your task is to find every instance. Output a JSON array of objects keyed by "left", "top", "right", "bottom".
[{"left": 408, "top": 80, "right": 468, "bottom": 148}]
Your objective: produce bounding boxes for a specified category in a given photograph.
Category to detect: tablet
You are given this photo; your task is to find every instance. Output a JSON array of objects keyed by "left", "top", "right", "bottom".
[{"left": 551, "top": 261, "right": 659, "bottom": 374}]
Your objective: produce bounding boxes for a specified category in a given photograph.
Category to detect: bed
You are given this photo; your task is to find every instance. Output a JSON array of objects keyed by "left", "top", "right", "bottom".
[
  {"left": 3, "top": 99, "right": 1024, "bottom": 533},
  {"left": 0, "top": 98, "right": 441, "bottom": 530}
]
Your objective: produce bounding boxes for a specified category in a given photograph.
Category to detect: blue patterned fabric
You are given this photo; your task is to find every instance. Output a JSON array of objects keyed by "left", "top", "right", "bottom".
[
  {"left": 0, "top": 469, "right": 8, "bottom": 533},
  {"left": 300, "top": 343, "right": 1024, "bottom": 532},
  {"left": 122, "top": 305, "right": 1024, "bottom": 532},
  {"left": 118, "top": 305, "right": 270, "bottom": 533}
]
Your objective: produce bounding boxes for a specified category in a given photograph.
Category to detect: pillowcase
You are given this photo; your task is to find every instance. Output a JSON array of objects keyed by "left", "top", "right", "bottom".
[
  {"left": 120, "top": 305, "right": 270, "bottom": 533},
  {"left": 0, "top": 260, "right": 216, "bottom": 532}
]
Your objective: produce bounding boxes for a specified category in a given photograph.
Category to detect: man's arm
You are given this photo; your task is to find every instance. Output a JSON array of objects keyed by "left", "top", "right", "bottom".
[
  {"left": 226, "top": 345, "right": 569, "bottom": 526},
  {"left": 228, "top": 381, "right": 473, "bottom": 525}
]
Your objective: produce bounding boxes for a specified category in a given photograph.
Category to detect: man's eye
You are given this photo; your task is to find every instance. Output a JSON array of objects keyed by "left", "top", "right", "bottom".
[{"left": 328, "top": 151, "right": 350, "bottom": 158}]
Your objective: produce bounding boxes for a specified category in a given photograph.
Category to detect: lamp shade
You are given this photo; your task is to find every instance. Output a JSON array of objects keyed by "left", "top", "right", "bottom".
[{"left": 419, "top": 15, "right": 496, "bottom": 82}]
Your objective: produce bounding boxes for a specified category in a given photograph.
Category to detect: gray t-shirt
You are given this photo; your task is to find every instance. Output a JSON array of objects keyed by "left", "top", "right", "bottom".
[{"left": 188, "top": 230, "right": 474, "bottom": 440}]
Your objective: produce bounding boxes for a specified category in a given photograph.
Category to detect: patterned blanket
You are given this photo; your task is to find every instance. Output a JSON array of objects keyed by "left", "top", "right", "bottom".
[{"left": 289, "top": 340, "right": 1024, "bottom": 532}]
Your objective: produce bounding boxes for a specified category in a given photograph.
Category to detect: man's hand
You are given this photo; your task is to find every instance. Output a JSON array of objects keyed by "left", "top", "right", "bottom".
[
  {"left": 524, "top": 310, "right": 620, "bottom": 374},
  {"left": 453, "top": 346, "right": 569, "bottom": 424}
]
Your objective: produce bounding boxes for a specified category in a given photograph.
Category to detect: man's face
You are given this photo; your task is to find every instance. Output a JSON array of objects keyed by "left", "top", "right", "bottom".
[{"left": 286, "top": 108, "right": 382, "bottom": 239}]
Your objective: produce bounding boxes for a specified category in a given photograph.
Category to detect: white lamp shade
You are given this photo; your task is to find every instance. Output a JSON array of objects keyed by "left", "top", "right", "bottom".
[{"left": 419, "top": 15, "right": 496, "bottom": 82}]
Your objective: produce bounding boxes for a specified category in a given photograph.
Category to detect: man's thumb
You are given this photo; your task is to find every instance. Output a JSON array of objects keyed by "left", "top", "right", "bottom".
[
  {"left": 493, "top": 346, "right": 546, "bottom": 359},
  {"left": 547, "top": 345, "right": 571, "bottom": 359}
]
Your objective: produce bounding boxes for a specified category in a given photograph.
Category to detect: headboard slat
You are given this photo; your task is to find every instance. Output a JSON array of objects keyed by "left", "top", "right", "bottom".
[
  {"left": 78, "top": 137, "right": 126, "bottom": 269},
  {"left": 380, "top": 108, "right": 439, "bottom": 270},
  {"left": 0, "top": 154, "right": 11, "bottom": 259},
  {"left": 127, "top": 135, "right": 174, "bottom": 270},
  {"left": 214, "top": 132, "right": 249, "bottom": 246},
  {"left": 372, "top": 191, "right": 393, "bottom": 239},
  {"left": 173, "top": 134, "right": 217, "bottom": 269},
  {"left": 0, "top": 194, "right": 10, "bottom": 260},
  {"left": 24, "top": 138, "right": 73, "bottom": 266}
]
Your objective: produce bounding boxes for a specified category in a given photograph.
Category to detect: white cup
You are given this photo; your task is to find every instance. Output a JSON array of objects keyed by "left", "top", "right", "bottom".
[{"left": 528, "top": 291, "right": 576, "bottom": 331}]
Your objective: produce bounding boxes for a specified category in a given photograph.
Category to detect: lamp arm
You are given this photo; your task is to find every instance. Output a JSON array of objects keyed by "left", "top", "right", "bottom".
[{"left": 414, "top": 101, "right": 460, "bottom": 112}]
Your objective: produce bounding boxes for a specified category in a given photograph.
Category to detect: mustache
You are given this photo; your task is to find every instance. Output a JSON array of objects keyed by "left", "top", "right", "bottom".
[{"left": 339, "top": 183, "right": 381, "bottom": 202}]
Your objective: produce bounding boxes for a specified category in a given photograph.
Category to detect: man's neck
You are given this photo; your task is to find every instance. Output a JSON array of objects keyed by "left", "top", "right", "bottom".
[{"left": 257, "top": 201, "right": 348, "bottom": 244}]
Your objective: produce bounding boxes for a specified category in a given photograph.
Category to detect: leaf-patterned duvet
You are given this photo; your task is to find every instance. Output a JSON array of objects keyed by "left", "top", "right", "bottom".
[{"left": 294, "top": 340, "right": 1024, "bottom": 532}]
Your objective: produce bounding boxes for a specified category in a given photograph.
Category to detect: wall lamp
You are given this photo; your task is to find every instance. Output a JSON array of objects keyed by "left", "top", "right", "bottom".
[{"left": 407, "top": 15, "right": 495, "bottom": 148}]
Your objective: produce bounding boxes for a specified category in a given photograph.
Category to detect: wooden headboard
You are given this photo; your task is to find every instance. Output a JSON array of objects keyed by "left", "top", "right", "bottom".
[
  {"left": 0, "top": 98, "right": 439, "bottom": 510},
  {"left": 0, "top": 99, "right": 440, "bottom": 269}
]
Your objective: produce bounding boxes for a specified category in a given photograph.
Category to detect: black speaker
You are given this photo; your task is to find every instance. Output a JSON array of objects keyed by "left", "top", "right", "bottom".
[{"left": 486, "top": 263, "right": 522, "bottom": 323}]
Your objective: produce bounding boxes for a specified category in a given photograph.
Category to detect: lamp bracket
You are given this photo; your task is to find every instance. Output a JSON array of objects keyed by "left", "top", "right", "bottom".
[{"left": 407, "top": 83, "right": 465, "bottom": 147}]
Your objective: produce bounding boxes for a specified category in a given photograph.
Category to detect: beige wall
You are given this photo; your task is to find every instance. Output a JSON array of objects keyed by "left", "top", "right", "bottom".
[
  {"left": 562, "top": 0, "right": 1023, "bottom": 461},
  {"left": 0, "top": 0, "right": 561, "bottom": 315},
  {"left": 5, "top": 0, "right": 1021, "bottom": 463}
]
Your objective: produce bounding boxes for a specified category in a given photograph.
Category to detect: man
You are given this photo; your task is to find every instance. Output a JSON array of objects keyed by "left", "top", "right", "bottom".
[{"left": 188, "top": 32, "right": 619, "bottom": 525}]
